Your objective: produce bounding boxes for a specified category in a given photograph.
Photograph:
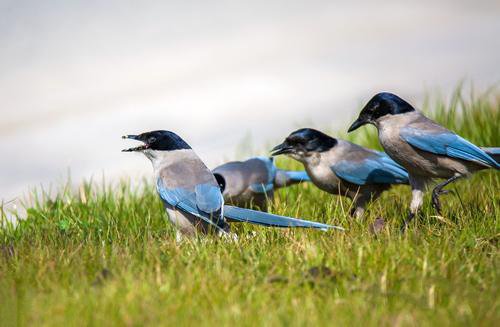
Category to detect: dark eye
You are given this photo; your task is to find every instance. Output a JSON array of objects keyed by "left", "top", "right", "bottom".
[{"left": 148, "top": 137, "right": 156, "bottom": 144}]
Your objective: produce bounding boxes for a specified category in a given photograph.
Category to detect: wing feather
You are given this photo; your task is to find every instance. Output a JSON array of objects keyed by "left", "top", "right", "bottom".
[
  {"left": 332, "top": 152, "right": 408, "bottom": 185},
  {"left": 157, "top": 179, "right": 225, "bottom": 230},
  {"left": 401, "top": 127, "right": 498, "bottom": 168}
]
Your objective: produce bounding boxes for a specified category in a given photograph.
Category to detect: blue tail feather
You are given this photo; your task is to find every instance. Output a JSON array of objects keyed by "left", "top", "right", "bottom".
[
  {"left": 223, "top": 205, "right": 343, "bottom": 231},
  {"left": 284, "top": 170, "right": 311, "bottom": 182},
  {"left": 481, "top": 147, "right": 500, "bottom": 165}
]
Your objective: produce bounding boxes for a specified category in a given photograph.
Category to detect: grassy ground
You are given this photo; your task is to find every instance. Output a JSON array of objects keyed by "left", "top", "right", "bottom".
[{"left": 1, "top": 88, "right": 499, "bottom": 326}]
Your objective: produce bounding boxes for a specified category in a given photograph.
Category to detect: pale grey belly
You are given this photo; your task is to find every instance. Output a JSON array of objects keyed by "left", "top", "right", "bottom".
[
  {"left": 165, "top": 208, "right": 198, "bottom": 235},
  {"left": 306, "top": 167, "right": 353, "bottom": 197}
]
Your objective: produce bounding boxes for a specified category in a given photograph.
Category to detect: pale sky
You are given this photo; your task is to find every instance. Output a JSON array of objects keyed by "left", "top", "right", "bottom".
[{"left": 1, "top": 0, "right": 499, "bottom": 203}]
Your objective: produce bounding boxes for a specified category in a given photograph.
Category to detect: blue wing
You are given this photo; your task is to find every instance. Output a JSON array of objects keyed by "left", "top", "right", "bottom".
[
  {"left": 156, "top": 179, "right": 225, "bottom": 230},
  {"left": 223, "top": 206, "right": 343, "bottom": 231},
  {"left": 194, "top": 184, "right": 224, "bottom": 213},
  {"left": 249, "top": 156, "right": 277, "bottom": 193},
  {"left": 401, "top": 128, "right": 499, "bottom": 168},
  {"left": 333, "top": 152, "right": 409, "bottom": 185}
]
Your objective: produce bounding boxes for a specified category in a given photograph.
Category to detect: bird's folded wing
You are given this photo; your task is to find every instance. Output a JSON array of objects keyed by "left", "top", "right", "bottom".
[
  {"left": 156, "top": 180, "right": 225, "bottom": 229},
  {"left": 194, "top": 184, "right": 224, "bottom": 213},
  {"left": 332, "top": 153, "right": 409, "bottom": 185},
  {"left": 249, "top": 157, "right": 277, "bottom": 193},
  {"left": 223, "top": 205, "right": 343, "bottom": 231},
  {"left": 401, "top": 128, "right": 499, "bottom": 168}
]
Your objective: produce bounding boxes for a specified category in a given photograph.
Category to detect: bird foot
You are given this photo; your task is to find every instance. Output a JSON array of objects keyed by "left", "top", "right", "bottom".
[
  {"left": 349, "top": 207, "right": 365, "bottom": 219},
  {"left": 431, "top": 189, "right": 450, "bottom": 215},
  {"left": 220, "top": 232, "right": 239, "bottom": 242},
  {"left": 400, "top": 212, "right": 415, "bottom": 233},
  {"left": 431, "top": 195, "right": 441, "bottom": 214},
  {"left": 431, "top": 175, "right": 462, "bottom": 215}
]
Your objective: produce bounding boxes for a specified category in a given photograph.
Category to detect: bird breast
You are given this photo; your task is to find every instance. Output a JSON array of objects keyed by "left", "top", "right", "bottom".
[{"left": 305, "top": 159, "right": 342, "bottom": 194}]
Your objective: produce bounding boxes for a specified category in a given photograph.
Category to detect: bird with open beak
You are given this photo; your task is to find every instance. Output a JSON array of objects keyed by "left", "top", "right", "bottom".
[{"left": 123, "top": 130, "right": 343, "bottom": 236}]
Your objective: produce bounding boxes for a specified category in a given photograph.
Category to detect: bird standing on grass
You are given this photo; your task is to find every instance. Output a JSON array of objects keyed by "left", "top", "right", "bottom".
[
  {"left": 271, "top": 128, "right": 409, "bottom": 218},
  {"left": 212, "top": 156, "right": 310, "bottom": 211},
  {"left": 122, "top": 130, "right": 342, "bottom": 236},
  {"left": 348, "top": 92, "right": 499, "bottom": 229}
]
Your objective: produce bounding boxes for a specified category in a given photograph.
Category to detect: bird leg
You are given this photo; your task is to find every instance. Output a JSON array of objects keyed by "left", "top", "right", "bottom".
[
  {"left": 349, "top": 206, "right": 365, "bottom": 219},
  {"left": 401, "top": 176, "right": 429, "bottom": 232},
  {"left": 431, "top": 175, "right": 462, "bottom": 215},
  {"left": 400, "top": 211, "right": 415, "bottom": 232},
  {"left": 349, "top": 190, "right": 382, "bottom": 219},
  {"left": 349, "top": 192, "right": 371, "bottom": 219}
]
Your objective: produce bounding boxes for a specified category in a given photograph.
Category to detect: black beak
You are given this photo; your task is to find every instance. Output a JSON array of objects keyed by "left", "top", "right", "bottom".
[
  {"left": 122, "top": 134, "right": 149, "bottom": 152},
  {"left": 122, "top": 135, "right": 139, "bottom": 140},
  {"left": 347, "top": 117, "right": 368, "bottom": 133},
  {"left": 271, "top": 142, "right": 294, "bottom": 156}
]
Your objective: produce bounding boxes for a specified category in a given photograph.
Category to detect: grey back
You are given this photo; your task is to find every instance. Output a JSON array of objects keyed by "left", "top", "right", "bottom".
[{"left": 213, "top": 157, "right": 271, "bottom": 198}]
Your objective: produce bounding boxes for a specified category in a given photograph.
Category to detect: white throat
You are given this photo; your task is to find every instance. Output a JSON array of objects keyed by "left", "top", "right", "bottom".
[
  {"left": 375, "top": 110, "right": 419, "bottom": 130},
  {"left": 143, "top": 149, "right": 196, "bottom": 174},
  {"left": 298, "top": 152, "right": 321, "bottom": 167}
]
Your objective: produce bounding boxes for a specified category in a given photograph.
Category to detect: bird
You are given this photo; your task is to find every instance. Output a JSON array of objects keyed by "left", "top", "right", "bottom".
[
  {"left": 122, "top": 130, "right": 342, "bottom": 236},
  {"left": 212, "top": 156, "right": 310, "bottom": 211},
  {"left": 348, "top": 92, "right": 499, "bottom": 229},
  {"left": 271, "top": 128, "right": 409, "bottom": 218}
]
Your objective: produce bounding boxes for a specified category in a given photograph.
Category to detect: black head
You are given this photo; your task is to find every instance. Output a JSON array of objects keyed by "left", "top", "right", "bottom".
[
  {"left": 348, "top": 92, "right": 415, "bottom": 132},
  {"left": 271, "top": 128, "right": 337, "bottom": 157},
  {"left": 122, "top": 130, "right": 191, "bottom": 152}
]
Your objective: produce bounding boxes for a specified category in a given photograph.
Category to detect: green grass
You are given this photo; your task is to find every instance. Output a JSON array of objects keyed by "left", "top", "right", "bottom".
[{"left": 1, "top": 87, "right": 499, "bottom": 326}]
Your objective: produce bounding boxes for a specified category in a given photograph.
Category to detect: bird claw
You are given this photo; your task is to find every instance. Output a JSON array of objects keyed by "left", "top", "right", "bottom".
[
  {"left": 400, "top": 221, "right": 409, "bottom": 233},
  {"left": 400, "top": 212, "right": 415, "bottom": 233},
  {"left": 432, "top": 188, "right": 451, "bottom": 215},
  {"left": 431, "top": 194, "right": 442, "bottom": 215}
]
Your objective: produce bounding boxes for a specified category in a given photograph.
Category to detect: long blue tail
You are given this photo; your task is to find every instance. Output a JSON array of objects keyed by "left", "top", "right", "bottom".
[
  {"left": 285, "top": 170, "right": 311, "bottom": 182},
  {"left": 274, "top": 170, "right": 311, "bottom": 188},
  {"left": 223, "top": 205, "right": 343, "bottom": 231},
  {"left": 481, "top": 147, "right": 500, "bottom": 165}
]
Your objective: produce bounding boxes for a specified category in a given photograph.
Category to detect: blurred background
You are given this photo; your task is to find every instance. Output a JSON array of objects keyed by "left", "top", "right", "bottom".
[{"left": 1, "top": 0, "right": 500, "bottom": 203}]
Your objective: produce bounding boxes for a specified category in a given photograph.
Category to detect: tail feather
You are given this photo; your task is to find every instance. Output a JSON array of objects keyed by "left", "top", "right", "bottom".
[
  {"left": 223, "top": 205, "right": 343, "bottom": 231},
  {"left": 285, "top": 170, "right": 311, "bottom": 182},
  {"left": 274, "top": 170, "right": 311, "bottom": 188},
  {"left": 481, "top": 147, "right": 500, "bottom": 165}
]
